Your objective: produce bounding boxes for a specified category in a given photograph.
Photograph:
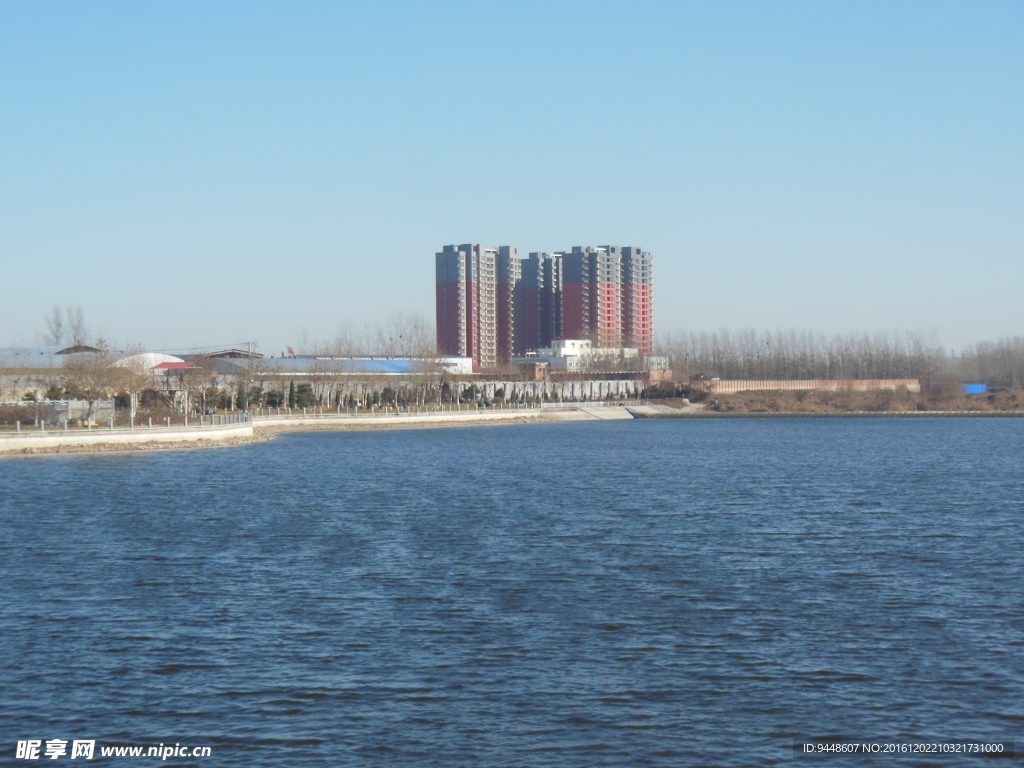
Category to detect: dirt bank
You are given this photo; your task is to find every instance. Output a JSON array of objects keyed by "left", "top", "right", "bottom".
[{"left": 659, "top": 387, "right": 1024, "bottom": 414}]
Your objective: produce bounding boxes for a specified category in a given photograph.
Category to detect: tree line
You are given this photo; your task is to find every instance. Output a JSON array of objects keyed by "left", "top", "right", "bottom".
[
  {"left": 290, "top": 312, "right": 437, "bottom": 359},
  {"left": 656, "top": 329, "right": 1024, "bottom": 389}
]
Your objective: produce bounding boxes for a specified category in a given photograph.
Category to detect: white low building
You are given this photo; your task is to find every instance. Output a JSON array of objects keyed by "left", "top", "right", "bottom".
[
  {"left": 437, "top": 356, "right": 474, "bottom": 375},
  {"left": 515, "top": 340, "right": 640, "bottom": 372}
]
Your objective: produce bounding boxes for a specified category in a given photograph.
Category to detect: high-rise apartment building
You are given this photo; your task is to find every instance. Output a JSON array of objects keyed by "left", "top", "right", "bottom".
[
  {"left": 518, "top": 253, "right": 562, "bottom": 357},
  {"left": 435, "top": 244, "right": 499, "bottom": 368},
  {"left": 557, "top": 246, "right": 653, "bottom": 354},
  {"left": 621, "top": 246, "right": 654, "bottom": 355},
  {"left": 561, "top": 246, "right": 624, "bottom": 350},
  {"left": 496, "top": 246, "right": 521, "bottom": 366},
  {"left": 436, "top": 243, "right": 653, "bottom": 367}
]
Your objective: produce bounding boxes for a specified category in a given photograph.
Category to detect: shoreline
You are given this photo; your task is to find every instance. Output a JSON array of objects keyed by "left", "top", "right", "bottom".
[
  {"left": 3, "top": 407, "right": 1023, "bottom": 457},
  {"left": 0, "top": 433, "right": 271, "bottom": 457},
  {"left": 0, "top": 411, "right": 548, "bottom": 457},
  {"left": 257, "top": 413, "right": 544, "bottom": 435},
  {"left": 635, "top": 409, "right": 1024, "bottom": 419}
]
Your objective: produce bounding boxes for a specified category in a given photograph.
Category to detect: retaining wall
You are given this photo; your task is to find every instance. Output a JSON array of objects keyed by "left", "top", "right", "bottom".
[
  {"left": 254, "top": 409, "right": 543, "bottom": 429},
  {"left": 0, "top": 422, "right": 253, "bottom": 453}
]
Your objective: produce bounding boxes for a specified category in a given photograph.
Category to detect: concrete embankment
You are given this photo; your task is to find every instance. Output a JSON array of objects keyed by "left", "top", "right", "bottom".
[
  {"left": 0, "top": 409, "right": 549, "bottom": 456},
  {"left": 254, "top": 409, "right": 545, "bottom": 432},
  {"left": 0, "top": 422, "right": 255, "bottom": 455},
  {"left": 534, "top": 406, "right": 636, "bottom": 421},
  {"left": 0, "top": 405, "right": 652, "bottom": 456}
]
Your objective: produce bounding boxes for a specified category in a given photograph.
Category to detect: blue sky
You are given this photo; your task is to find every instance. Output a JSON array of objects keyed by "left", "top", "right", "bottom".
[{"left": 1, "top": 1, "right": 1021, "bottom": 352}]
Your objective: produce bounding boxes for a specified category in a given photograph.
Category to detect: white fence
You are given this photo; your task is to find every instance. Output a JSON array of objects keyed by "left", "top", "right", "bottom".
[
  {"left": 0, "top": 398, "right": 115, "bottom": 426},
  {"left": 248, "top": 400, "right": 648, "bottom": 420},
  {"left": 538, "top": 400, "right": 647, "bottom": 409},
  {"left": 0, "top": 420, "right": 252, "bottom": 453}
]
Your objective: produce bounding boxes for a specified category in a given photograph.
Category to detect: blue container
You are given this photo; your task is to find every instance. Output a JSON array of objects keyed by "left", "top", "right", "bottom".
[{"left": 961, "top": 383, "right": 987, "bottom": 394}]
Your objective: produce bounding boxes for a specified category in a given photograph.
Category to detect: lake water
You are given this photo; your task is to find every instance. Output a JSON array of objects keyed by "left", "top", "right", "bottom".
[{"left": 2, "top": 419, "right": 1022, "bottom": 766}]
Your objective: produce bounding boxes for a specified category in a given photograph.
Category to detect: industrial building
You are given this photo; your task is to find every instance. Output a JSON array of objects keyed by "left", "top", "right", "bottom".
[{"left": 436, "top": 243, "right": 654, "bottom": 369}]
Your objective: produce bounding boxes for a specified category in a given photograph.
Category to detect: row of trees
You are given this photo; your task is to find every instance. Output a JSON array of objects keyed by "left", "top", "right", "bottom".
[
  {"left": 956, "top": 337, "right": 1024, "bottom": 389},
  {"left": 44, "top": 305, "right": 90, "bottom": 348},
  {"left": 290, "top": 313, "right": 437, "bottom": 359},
  {"left": 656, "top": 329, "right": 1024, "bottom": 388}
]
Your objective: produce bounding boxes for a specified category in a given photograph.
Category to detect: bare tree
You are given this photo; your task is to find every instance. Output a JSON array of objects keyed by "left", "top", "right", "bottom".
[
  {"left": 295, "top": 327, "right": 313, "bottom": 356},
  {"left": 243, "top": 346, "right": 278, "bottom": 408},
  {"left": 111, "top": 346, "right": 155, "bottom": 419},
  {"left": 656, "top": 328, "right": 950, "bottom": 383},
  {"left": 68, "top": 306, "right": 89, "bottom": 347},
  {"left": 0, "top": 348, "right": 27, "bottom": 402},
  {"left": 330, "top": 323, "right": 367, "bottom": 356},
  {"left": 60, "top": 340, "right": 119, "bottom": 424},
  {"left": 307, "top": 342, "right": 336, "bottom": 406},
  {"left": 373, "top": 312, "right": 435, "bottom": 357},
  {"left": 45, "top": 306, "right": 66, "bottom": 347},
  {"left": 178, "top": 356, "right": 217, "bottom": 414},
  {"left": 959, "top": 336, "right": 1024, "bottom": 389}
]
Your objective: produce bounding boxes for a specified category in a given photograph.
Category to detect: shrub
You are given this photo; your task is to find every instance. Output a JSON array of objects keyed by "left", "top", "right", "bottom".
[
  {"left": 295, "top": 383, "right": 317, "bottom": 408},
  {"left": 0, "top": 405, "right": 36, "bottom": 425}
]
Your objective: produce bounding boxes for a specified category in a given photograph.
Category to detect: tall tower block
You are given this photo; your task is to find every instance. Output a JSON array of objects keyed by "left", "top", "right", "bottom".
[
  {"left": 622, "top": 247, "right": 653, "bottom": 355},
  {"left": 496, "top": 246, "right": 521, "bottom": 365},
  {"left": 435, "top": 244, "right": 499, "bottom": 368},
  {"left": 519, "top": 253, "right": 563, "bottom": 353}
]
